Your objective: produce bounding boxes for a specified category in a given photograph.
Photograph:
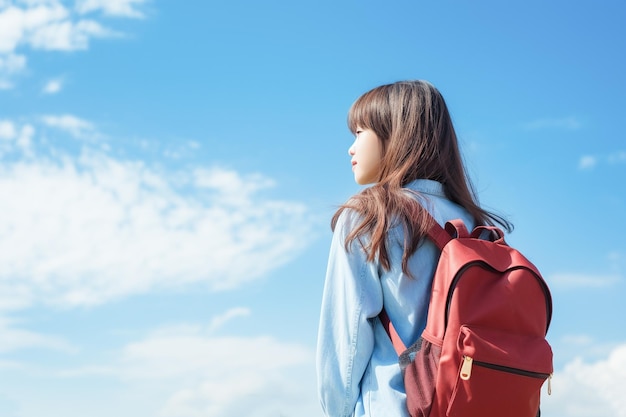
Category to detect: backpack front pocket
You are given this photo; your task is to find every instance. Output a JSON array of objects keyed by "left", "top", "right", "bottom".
[{"left": 446, "top": 325, "right": 553, "bottom": 417}]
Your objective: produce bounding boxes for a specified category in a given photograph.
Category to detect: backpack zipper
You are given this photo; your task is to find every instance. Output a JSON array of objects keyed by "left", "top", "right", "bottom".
[{"left": 460, "top": 355, "right": 552, "bottom": 394}]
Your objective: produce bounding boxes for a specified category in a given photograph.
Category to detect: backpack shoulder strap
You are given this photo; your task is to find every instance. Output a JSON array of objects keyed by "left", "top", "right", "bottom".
[
  {"left": 380, "top": 211, "right": 468, "bottom": 354},
  {"left": 425, "top": 212, "right": 468, "bottom": 250},
  {"left": 379, "top": 308, "right": 407, "bottom": 356}
]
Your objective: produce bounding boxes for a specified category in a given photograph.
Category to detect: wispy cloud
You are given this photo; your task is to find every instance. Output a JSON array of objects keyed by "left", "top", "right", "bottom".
[
  {"left": 0, "top": 119, "right": 17, "bottom": 139},
  {"left": 42, "top": 78, "right": 63, "bottom": 94},
  {"left": 523, "top": 116, "right": 582, "bottom": 131},
  {"left": 27, "top": 18, "right": 113, "bottom": 51},
  {"left": 0, "top": 52, "right": 26, "bottom": 89},
  {"left": 548, "top": 272, "right": 621, "bottom": 289},
  {"left": 41, "top": 113, "right": 97, "bottom": 139},
  {"left": 578, "top": 151, "right": 626, "bottom": 170},
  {"left": 0, "top": 119, "right": 34, "bottom": 155},
  {"left": 0, "top": 118, "right": 317, "bottom": 311},
  {"left": 561, "top": 334, "right": 594, "bottom": 346},
  {"left": 0, "top": 2, "right": 109, "bottom": 53},
  {"left": 208, "top": 307, "right": 250, "bottom": 333},
  {"left": 579, "top": 155, "right": 597, "bottom": 170},
  {"left": 542, "top": 343, "right": 626, "bottom": 417},
  {"left": 58, "top": 318, "right": 318, "bottom": 417},
  {"left": 0, "top": 316, "right": 77, "bottom": 354},
  {"left": 608, "top": 151, "right": 626, "bottom": 165},
  {"left": 0, "top": 0, "right": 146, "bottom": 87},
  {"left": 76, "top": 0, "right": 149, "bottom": 18}
]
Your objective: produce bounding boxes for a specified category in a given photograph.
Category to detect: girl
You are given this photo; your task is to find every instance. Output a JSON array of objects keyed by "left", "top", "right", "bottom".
[{"left": 316, "top": 80, "right": 511, "bottom": 417}]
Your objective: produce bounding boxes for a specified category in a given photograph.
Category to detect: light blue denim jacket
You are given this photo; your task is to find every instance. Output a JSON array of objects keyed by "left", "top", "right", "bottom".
[{"left": 316, "top": 179, "right": 476, "bottom": 417}]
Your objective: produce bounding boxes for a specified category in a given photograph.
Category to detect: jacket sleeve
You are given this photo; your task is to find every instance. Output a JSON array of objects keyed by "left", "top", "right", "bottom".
[{"left": 316, "top": 211, "right": 384, "bottom": 417}]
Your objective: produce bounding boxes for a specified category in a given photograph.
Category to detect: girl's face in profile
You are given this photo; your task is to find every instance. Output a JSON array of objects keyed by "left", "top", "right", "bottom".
[{"left": 349, "top": 127, "right": 383, "bottom": 185}]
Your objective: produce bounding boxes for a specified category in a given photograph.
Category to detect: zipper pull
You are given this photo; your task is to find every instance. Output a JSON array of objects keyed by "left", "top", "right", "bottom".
[
  {"left": 460, "top": 356, "right": 473, "bottom": 380},
  {"left": 547, "top": 373, "right": 552, "bottom": 395}
]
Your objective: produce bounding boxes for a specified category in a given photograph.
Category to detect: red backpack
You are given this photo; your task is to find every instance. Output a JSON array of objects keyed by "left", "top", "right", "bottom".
[{"left": 380, "top": 215, "right": 553, "bottom": 417}]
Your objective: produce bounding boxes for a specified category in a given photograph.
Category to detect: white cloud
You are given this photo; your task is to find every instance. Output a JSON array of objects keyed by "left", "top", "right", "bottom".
[
  {"left": 542, "top": 343, "right": 626, "bottom": 417},
  {"left": 0, "top": 129, "right": 315, "bottom": 310},
  {"left": 0, "top": 6, "right": 24, "bottom": 53},
  {"left": 578, "top": 155, "right": 597, "bottom": 170},
  {"left": 0, "top": 3, "right": 70, "bottom": 52},
  {"left": 41, "top": 113, "right": 97, "bottom": 139},
  {"left": 0, "top": 1, "right": 143, "bottom": 86},
  {"left": 523, "top": 116, "right": 582, "bottom": 130},
  {"left": 159, "top": 370, "right": 317, "bottom": 417},
  {"left": 0, "top": 358, "right": 22, "bottom": 370},
  {"left": 118, "top": 330, "right": 310, "bottom": 381},
  {"left": 59, "top": 320, "right": 318, "bottom": 417},
  {"left": 0, "top": 316, "right": 76, "bottom": 353},
  {"left": 0, "top": 52, "right": 26, "bottom": 72},
  {"left": 0, "top": 2, "right": 121, "bottom": 53},
  {"left": 28, "top": 18, "right": 112, "bottom": 51},
  {"left": 0, "top": 119, "right": 17, "bottom": 139},
  {"left": 76, "top": 0, "right": 148, "bottom": 18},
  {"left": 194, "top": 167, "right": 276, "bottom": 205},
  {"left": 42, "top": 77, "right": 62, "bottom": 93},
  {"left": 548, "top": 272, "right": 620, "bottom": 289},
  {"left": 0, "top": 52, "right": 26, "bottom": 88},
  {"left": 0, "top": 115, "right": 319, "bottom": 415},
  {"left": 608, "top": 150, "right": 626, "bottom": 164},
  {"left": 16, "top": 123, "right": 35, "bottom": 151},
  {"left": 608, "top": 251, "right": 623, "bottom": 263},
  {"left": 207, "top": 307, "right": 250, "bottom": 333},
  {"left": 0, "top": 119, "right": 33, "bottom": 155},
  {"left": 579, "top": 151, "right": 626, "bottom": 170},
  {"left": 561, "top": 334, "right": 594, "bottom": 346}
]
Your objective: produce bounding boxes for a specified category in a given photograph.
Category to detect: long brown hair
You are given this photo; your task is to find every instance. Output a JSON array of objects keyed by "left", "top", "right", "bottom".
[{"left": 332, "top": 80, "right": 512, "bottom": 275}]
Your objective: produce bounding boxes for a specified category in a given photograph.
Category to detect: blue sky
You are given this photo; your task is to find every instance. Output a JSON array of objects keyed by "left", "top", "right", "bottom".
[{"left": 0, "top": 0, "right": 624, "bottom": 416}]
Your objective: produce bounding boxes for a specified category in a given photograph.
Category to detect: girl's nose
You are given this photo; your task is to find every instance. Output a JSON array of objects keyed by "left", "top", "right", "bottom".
[{"left": 348, "top": 141, "right": 356, "bottom": 156}]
